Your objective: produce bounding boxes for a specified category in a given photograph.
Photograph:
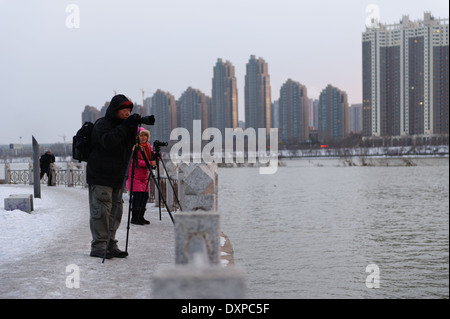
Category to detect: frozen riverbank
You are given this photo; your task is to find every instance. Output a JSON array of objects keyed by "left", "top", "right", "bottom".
[{"left": 0, "top": 184, "right": 231, "bottom": 298}]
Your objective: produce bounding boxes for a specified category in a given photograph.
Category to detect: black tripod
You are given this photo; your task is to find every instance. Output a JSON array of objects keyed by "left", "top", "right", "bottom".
[
  {"left": 124, "top": 139, "right": 176, "bottom": 252},
  {"left": 153, "top": 141, "right": 182, "bottom": 221}
]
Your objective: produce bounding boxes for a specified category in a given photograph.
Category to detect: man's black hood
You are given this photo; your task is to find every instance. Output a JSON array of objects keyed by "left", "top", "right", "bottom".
[{"left": 105, "top": 94, "right": 134, "bottom": 120}]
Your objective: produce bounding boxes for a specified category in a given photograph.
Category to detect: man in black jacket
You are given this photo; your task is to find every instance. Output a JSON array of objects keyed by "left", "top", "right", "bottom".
[
  {"left": 87, "top": 94, "right": 141, "bottom": 259},
  {"left": 40, "top": 150, "right": 55, "bottom": 185}
]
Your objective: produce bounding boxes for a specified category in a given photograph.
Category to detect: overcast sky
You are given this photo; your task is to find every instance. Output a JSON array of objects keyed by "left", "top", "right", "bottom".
[{"left": 0, "top": 0, "right": 448, "bottom": 145}]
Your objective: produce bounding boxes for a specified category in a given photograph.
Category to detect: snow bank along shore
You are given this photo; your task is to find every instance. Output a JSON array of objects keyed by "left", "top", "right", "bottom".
[{"left": 0, "top": 184, "right": 233, "bottom": 298}]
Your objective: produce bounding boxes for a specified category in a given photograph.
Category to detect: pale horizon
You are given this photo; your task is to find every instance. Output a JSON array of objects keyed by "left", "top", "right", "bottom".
[{"left": 0, "top": 0, "right": 448, "bottom": 144}]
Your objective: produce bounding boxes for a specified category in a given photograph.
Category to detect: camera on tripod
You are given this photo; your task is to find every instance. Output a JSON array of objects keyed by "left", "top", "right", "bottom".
[
  {"left": 136, "top": 114, "right": 155, "bottom": 126},
  {"left": 153, "top": 140, "right": 168, "bottom": 148}
]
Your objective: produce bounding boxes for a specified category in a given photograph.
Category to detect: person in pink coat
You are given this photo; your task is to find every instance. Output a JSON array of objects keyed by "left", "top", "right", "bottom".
[{"left": 127, "top": 127, "right": 156, "bottom": 225}]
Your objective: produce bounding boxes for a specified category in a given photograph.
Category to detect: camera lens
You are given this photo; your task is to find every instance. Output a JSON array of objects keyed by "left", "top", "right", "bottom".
[{"left": 140, "top": 115, "right": 155, "bottom": 125}]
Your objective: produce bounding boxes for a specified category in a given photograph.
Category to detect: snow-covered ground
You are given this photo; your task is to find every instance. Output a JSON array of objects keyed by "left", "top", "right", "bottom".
[
  {"left": 0, "top": 185, "right": 164, "bottom": 298},
  {"left": 0, "top": 183, "right": 230, "bottom": 299},
  {"left": 1, "top": 185, "right": 88, "bottom": 262}
]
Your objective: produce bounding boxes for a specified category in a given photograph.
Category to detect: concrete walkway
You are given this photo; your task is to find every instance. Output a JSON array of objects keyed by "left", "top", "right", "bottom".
[{"left": 0, "top": 186, "right": 234, "bottom": 299}]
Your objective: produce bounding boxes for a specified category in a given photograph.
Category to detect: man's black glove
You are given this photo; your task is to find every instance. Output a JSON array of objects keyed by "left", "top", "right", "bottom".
[{"left": 123, "top": 113, "right": 141, "bottom": 127}]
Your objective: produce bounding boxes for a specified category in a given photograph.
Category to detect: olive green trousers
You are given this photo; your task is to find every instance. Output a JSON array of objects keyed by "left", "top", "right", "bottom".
[{"left": 88, "top": 185, "right": 123, "bottom": 252}]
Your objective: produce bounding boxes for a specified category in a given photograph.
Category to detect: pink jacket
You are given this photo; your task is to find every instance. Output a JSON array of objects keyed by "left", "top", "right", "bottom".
[{"left": 126, "top": 143, "right": 155, "bottom": 193}]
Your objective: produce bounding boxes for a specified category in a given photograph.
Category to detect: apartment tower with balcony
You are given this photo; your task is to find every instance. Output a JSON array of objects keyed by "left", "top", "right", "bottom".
[
  {"left": 211, "top": 59, "right": 238, "bottom": 137},
  {"left": 362, "top": 12, "right": 449, "bottom": 138},
  {"left": 244, "top": 55, "right": 272, "bottom": 136}
]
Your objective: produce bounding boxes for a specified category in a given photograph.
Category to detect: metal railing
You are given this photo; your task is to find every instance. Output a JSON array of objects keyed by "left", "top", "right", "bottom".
[
  {"left": 4, "top": 163, "right": 87, "bottom": 187},
  {"left": 4, "top": 162, "right": 180, "bottom": 211}
]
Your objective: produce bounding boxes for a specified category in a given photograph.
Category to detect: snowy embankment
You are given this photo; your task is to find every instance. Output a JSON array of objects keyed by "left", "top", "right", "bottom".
[
  {"left": 0, "top": 183, "right": 231, "bottom": 298},
  {"left": 0, "top": 184, "right": 88, "bottom": 262},
  {"left": 0, "top": 184, "right": 176, "bottom": 298},
  {"left": 278, "top": 145, "right": 449, "bottom": 158}
]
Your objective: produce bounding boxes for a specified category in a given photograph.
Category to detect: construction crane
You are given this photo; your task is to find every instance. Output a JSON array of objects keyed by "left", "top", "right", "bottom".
[
  {"left": 59, "top": 134, "right": 66, "bottom": 143},
  {"left": 140, "top": 88, "right": 152, "bottom": 109},
  {"left": 59, "top": 134, "right": 68, "bottom": 156}
]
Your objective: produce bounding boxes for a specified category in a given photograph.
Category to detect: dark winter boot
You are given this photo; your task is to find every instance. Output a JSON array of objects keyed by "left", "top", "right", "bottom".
[
  {"left": 139, "top": 208, "right": 150, "bottom": 225},
  {"left": 108, "top": 243, "right": 128, "bottom": 258},
  {"left": 131, "top": 208, "right": 144, "bottom": 225}
]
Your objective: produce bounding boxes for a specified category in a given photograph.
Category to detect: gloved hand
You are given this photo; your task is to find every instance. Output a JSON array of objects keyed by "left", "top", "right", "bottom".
[{"left": 123, "top": 114, "right": 141, "bottom": 127}]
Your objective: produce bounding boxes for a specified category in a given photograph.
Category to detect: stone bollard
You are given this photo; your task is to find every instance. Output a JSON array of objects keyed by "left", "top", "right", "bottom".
[
  {"left": 174, "top": 211, "right": 220, "bottom": 265},
  {"left": 151, "top": 263, "right": 246, "bottom": 299},
  {"left": 163, "top": 159, "right": 178, "bottom": 179},
  {"left": 161, "top": 159, "right": 176, "bottom": 209},
  {"left": 178, "top": 163, "right": 218, "bottom": 211},
  {"left": 4, "top": 194, "right": 34, "bottom": 213},
  {"left": 152, "top": 210, "right": 246, "bottom": 299},
  {"left": 151, "top": 164, "right": 247, "bottom": 299}
]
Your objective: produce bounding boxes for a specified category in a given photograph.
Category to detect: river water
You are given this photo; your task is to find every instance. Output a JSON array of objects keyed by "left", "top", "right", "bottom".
[{"left": 218, "top": 157, "right": 449, "bottom": 299}]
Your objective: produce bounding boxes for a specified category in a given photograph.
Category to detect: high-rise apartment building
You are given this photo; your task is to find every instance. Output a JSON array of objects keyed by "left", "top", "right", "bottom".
[
  {"left": 362, "top": 12, "right": 449, "bottom": 137},
  {"left": 144, "top": 97, "right": 152, "bottom": 117},
  {"left": 132, "top": 104, "right": 146, "bottom": 117},
  {"left": 177, "top": 87, "right": 211, "bottom": 136},
  {"left": 271, "top": 100, "right": 279, "bottom": 129},
  {"left": 81, "top": 105, "right": 100, "bottom": 124},
  {"left": 349, "top": 103, "right": 363, "bottom": 133},
  {"left": 308, "top": 98, "right": 319, "bottom": 130},
  {"left": 244, "top": 55, "right": 271, "bottom": 136},
  {"left": 318, "top": 85, "right": 349, "bottom": 141},
  {"left": 99, "top": 102, "right": 109, "bottom": 118},
  {"left": 211, "top": 59, "right": 238, "bottom": 137},
  {"left": 151, "top": 89, "right": 177, "bottom": 143},
  {"left": 278, "top": 79, "right": 309, "bottom": 143}
]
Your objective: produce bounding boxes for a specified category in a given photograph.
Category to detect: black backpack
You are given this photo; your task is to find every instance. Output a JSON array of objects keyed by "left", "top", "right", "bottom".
[{"left": 72, "top": 121, "right": 95, "bottom": 162}]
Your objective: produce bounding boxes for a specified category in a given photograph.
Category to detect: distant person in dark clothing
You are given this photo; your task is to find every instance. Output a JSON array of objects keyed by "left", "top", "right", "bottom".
[
  {"left": 86, "top": 94, "right": 142, "bottom": 259},
  {"left": 40, "top": 150, "right": 55, "bottom": 182}
]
